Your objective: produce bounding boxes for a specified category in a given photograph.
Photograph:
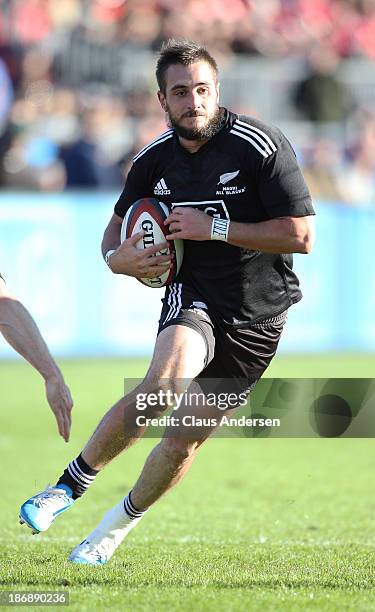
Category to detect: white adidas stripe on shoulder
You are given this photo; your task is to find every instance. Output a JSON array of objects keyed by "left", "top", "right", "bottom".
[
  {"left": 230, "top": 129, "right": 270, "bottom": 157},
  {"left": 233, "top": 123, "right": 274, "bottom": 155},
  {"left": 235, "top": 120, "right": 277, "bottom": 152},
  {"left": 133, "top": 130, "right": 174, "bottom": 162},
  {"left": 230, "top": 119, "right": 277, "bottom": 157}
]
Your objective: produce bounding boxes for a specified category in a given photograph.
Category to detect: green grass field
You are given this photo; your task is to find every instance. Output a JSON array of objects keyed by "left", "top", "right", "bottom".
[{"left": 1, "top": 354, "right": 375, "bottom": 611}]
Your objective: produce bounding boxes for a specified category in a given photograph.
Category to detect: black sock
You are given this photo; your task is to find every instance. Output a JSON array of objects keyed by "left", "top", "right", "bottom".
[{"left": 57, "top": 453, "right": 99, "bottom": 500}]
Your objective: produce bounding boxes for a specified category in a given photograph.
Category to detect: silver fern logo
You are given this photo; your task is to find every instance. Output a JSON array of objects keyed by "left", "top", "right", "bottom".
[{"left": 217, "top": 170, "right": 240, "bottom": 185}]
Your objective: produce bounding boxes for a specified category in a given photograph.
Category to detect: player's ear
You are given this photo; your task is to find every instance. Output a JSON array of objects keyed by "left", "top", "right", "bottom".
[
  {"left": 216, "top": 81, "right": 220, "bottom": 104},
  {"left": 158, "top": 90, "right": 167, "bottom": 112}
]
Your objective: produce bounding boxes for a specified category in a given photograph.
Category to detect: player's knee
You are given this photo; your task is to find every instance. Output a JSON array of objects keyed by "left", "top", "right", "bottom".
[{"left": 160, "top": 437, "right": 197, "bottom": 465}]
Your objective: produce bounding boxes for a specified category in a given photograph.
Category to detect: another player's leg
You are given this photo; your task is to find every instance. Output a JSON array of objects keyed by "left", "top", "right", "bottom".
[
  {"left": 19, "top": 324, "right": 207, "bottom": 534},
  {"left": 69, "top": 385, "right": 231, "bottom": 564}
]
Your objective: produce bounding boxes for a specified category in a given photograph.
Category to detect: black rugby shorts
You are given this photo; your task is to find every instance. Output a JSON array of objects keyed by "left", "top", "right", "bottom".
[{"left": 158, "top": 283, "right": 287, "bottom": 399}]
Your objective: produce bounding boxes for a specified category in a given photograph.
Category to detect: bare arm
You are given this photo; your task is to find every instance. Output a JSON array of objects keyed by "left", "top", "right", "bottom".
[
  {"left": 0, "top": 279, "right": 73, "bottom": 442},
  {"left": 165, "top": 208, "right": 315, "bottom": 254},
  {"left": 226, "top": 215, "right": 315, "bottom": 254},
  {"left": 101, "top": 212, "right": 123, "bottom": 257},
  {"left": 101, "top": 213, "right": 174, "bottom": 278}
]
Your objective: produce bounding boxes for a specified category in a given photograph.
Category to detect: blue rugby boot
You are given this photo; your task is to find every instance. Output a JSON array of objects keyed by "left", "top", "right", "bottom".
[{"left": 19, "top": 484, "right": 75, "bottom": 534}]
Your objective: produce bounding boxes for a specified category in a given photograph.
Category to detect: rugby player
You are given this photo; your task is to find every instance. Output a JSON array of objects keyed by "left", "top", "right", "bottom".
[
  {"left": 0, "top": 274, "right": 73, "bottom": 441},
  {"left": 19, "top": 40, "right": 315, "bottom": 563}
]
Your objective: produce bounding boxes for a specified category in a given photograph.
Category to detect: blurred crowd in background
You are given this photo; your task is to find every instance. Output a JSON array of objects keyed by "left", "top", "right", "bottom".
[{"left": 1, "top": 0, "right": 375, "bottom": 206}]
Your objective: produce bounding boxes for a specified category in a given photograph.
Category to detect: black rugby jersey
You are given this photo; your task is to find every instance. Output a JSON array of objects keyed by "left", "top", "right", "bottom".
[{"left": 114, "top": 108, "right": 315, "bottom": 327}]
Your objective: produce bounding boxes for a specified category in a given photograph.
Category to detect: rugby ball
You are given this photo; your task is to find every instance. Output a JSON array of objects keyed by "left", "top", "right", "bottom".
[{"left": 121, "top": 197, "right": 183, "bottom": 288}]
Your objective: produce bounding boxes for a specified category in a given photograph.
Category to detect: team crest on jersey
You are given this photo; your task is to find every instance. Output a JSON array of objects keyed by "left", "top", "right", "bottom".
[
  {"left": 154, "top": 178, "right": 171, "bottom": 195},
  {"left": 217, "top": 170, "right": 240, "bottom": 185},
  {"left": 216, "top": 170, "right": 246, "bottom": 195}
]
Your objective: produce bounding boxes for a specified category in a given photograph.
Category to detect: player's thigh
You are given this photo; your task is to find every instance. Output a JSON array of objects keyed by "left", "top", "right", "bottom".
[
  {"left": 145, "top": 323, "right": 207, "bottom": 385},
  {"left": 120, "top": 312, "right": 214, "bottom": 417}
]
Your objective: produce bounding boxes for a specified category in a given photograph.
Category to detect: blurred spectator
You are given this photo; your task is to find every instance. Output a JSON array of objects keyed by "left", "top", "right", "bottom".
[
  {"left": 19, "top": 47, "right": 53, "bottom": 94},
  {"left": 1, "top": 0, "right": 375, "bottom": 61},
  {"left": 302, "top": 138, "right": 344, "bottom": 201},
  {"left": 336, "top": 113, "right": 375, "bottom": 206},
  {"left": 0, "top": 56, "right": 13, "bottom": 184},
  {"left": 48, "top": 0, "right": 82, "bottom": 32},
  {"left": 293, "top": 43, "right": 353, "bottom": 123},
  {"left": 59, "top": 94, "right": 132, "bottom": 188},
  {"left": 2, "top": 131, "right": 65, "bottom": 191},
  {"left": 119, "top": 2, "right": 162, "bottom": 46},
  {"left": 121, "top": 113, "right": 168, "bottom": 178},
  {"left": 11, "top": 0, "right": 52, "bottom": 46},
  {"left": 0, "top": 57, "right": 13, "bottom": 135},
  {"left": 0, "top": 0, "right": 375, "bottom": 201}
]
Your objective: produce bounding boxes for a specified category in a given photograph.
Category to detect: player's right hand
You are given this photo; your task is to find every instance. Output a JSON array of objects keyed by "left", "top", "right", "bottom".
[{"left": 108, "top": 231, "right": 174, "bottom": 278}]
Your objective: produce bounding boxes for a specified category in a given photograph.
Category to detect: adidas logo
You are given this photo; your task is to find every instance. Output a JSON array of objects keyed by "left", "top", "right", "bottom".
[{"left": 154, "top": 178, "right": 171, "bottom": 195}]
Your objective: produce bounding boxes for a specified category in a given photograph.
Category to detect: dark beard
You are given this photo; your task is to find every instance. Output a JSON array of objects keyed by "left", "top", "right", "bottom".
[{"left": 169, "top": 107, "right": 224, "bottom": 141}]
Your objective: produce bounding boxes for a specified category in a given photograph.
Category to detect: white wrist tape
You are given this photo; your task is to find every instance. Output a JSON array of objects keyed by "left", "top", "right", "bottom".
[
  {"left": 211, "top": 218, "right": 230, "bottom": 241},
  {"left": 105, "top": 249, "right": 116, "bottom": 268}
]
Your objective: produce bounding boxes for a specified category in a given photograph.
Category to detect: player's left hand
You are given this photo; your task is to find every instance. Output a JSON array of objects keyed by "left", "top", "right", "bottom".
[
  {"left": 45, "top": 376, "right": 73, "bottom": 442},
  {"left": 165, "top": 207, "right": 212, "bottom": 241}
]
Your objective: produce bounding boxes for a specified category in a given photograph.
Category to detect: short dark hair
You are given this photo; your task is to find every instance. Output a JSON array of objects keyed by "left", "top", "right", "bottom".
[{"left": 156, "top": 39, "right": 218, "bottom": 94}]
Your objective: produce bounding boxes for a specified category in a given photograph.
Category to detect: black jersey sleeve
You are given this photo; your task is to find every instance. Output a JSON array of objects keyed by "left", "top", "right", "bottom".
[
  {"left": 256, "top": 131, "right": 315, "bottom": 218},
  {"left": 114, "top": 161, "right": 149, "bottom": 218}
]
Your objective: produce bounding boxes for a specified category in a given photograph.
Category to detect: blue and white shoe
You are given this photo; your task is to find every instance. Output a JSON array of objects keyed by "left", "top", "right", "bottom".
[
  {"left": 68, "top": 540, "right": 109, "bottom": 565},
  {"left": 19, "top": 485, "right": 75, "bottom": 534}
]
